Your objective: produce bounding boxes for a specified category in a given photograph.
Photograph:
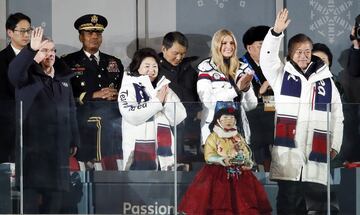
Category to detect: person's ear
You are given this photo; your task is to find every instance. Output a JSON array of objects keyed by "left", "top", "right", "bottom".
[
  {"left": 246, "top": 44, "right": 252, "bottom": 52},
  {"left": 78, "top": 33, "right": 83, "bottom": 43},
  {"left": 161, "top": 45, "right": 167, "bottom": 54},
  {"left": 7, "top": 29, "right": 13, "bottom": 38}
]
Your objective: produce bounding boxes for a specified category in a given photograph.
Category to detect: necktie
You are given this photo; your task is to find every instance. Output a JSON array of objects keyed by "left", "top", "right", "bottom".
[{"left": 90, "top": 54, "right": 98, "bottom": 66}]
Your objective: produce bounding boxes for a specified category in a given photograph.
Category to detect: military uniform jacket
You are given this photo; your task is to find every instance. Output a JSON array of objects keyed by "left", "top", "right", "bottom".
[{"left": 62, "top": 50, "right": 124, "bottom": 103}]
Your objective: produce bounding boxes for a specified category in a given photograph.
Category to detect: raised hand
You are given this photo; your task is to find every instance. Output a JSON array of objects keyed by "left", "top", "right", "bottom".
[
  {"left": 273, "top": 8, "right": 291, "bottom": 34},
  {"left": 30, "top": 27, "right": 47, "bottom": 51}
]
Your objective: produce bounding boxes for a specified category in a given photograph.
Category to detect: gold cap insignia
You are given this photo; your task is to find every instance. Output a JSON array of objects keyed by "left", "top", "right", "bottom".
[{"left": 91, "top": 15, "right": 98, "bottom": 24}]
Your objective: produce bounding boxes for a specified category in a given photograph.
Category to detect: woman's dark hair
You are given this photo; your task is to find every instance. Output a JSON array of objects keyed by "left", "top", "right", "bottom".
[
  {"left": 312, "top": 43, "right": 333, "bottom": 68},
  {"left": 287, "top": 33, "right": 313, "bottom": 61},
  {"left": 128, "top": 47, "right": 160, "bottom": 76}
]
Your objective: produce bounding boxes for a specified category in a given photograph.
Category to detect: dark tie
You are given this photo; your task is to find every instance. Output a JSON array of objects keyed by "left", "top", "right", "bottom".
[{"left": 90, "top": 54, "right": 98, "bottom": 66}]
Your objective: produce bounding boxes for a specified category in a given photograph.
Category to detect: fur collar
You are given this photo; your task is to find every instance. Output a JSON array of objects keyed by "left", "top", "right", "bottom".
[{"left": 213, "top": 125, "right": 238, "bottom": 138}]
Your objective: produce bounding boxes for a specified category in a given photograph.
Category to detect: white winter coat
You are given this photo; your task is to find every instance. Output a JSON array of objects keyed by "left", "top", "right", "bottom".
[
  {"left": 260, "top": 29, "right": 344, "bottom": 185},
  {"left": 197, "top": 58, "right": 258, "bottom": 145},
  {"left": 118, "top": 74, "right": 187, "bottom": 170}
]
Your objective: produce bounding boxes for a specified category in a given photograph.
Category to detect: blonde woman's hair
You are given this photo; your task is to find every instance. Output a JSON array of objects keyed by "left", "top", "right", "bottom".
[{"left": 211, "top": 29, "right": 240, "bottom": 80}]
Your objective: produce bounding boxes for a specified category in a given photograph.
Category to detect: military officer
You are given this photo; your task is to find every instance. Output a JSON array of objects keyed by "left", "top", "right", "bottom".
[{"left": 62, "top": 14, "right": 124, "bottom": 169}]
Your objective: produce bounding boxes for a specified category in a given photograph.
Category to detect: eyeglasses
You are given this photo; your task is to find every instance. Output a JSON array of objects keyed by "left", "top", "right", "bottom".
[
  {"left": 294, "top": 49, "right": 311, "bottom": 56},
  {"left": 13, "top": 28, "right": 33, "bottom": 36},
  {"left": 39, "top": 48, "right": 57, "bottom": 54}
]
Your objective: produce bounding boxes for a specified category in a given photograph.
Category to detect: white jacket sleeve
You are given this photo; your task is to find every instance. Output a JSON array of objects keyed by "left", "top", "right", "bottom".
[
  {"left": 259, "top": 28, "right": 285, "bottom": 90},
  {"left": 118, "top": 84, "right": 163, "bottom": 126},
  {"left": 197, "top": 72, "right": 217, "bottom": 111},
  {"left": 163, "top": 89, "right": 187, "bottom": 126},
  {"left": 241, "top": 86, "right": 257, "bottom": 111}
]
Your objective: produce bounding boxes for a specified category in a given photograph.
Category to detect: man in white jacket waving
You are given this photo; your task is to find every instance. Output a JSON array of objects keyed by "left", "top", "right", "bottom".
[{"left": 260, "top": 8, "right": 343, "bottom": 214}]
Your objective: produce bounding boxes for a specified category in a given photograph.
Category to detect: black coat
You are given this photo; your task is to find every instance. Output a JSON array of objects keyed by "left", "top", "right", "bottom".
[
  {"left": 0, "top": 44, "right": 17, "bottom": 162},
  {"left": 8, "top": 47, "right": 80, "bottom": 191},
  {"left": 158, "top": 53, "right": 201, "bottom": 118},
  {"left": 342, "top": 47, "right": 360, "bottom": 103}
]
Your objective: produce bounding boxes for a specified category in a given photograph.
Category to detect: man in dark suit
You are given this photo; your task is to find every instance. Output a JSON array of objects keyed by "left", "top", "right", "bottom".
[
  {"left": 158, "top": 32, "right": 201, "bottom": 162},
  {"left": 0, "top": 12, "right": 31, "bottom": 163},
  {"left": 62, "top": 14, "right": 124, "bottom": 170}
]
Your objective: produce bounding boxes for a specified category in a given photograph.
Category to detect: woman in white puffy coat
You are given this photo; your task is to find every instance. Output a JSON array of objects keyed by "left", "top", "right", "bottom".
[
  {"left": 118, "top": 48, "right": 186, "bottom": 171},
  {"left": 197, "top": 29, "right": 257, "bottom": 146}
]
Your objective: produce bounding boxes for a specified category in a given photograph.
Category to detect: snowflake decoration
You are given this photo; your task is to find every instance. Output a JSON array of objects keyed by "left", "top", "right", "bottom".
[{"left": 309, "top": 0, "right": 354, "bottom": 44}]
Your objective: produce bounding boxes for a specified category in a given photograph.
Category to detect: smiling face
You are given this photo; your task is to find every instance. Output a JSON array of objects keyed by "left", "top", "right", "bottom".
[
  {"left": 291, "top": 42, "right": 312, "bottom": 71},
  {"left": 220, "top": 35, "right": 235, "bottom": 59},
  {"left": 138, "top": 57, "right": 159, "bottom": 82},
  {"left": 219, "top": 114, "right": 236, "bottom": 130}
]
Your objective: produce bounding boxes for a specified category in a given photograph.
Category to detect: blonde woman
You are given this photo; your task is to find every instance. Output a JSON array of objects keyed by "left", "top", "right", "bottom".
[{"left": 197, "top": 29, "right": 257, "bottom": 146}]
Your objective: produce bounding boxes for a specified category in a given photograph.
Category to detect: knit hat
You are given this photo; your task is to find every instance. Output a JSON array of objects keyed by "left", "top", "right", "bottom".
[{"left": 242, "top": 25, "right": 270, "bottom": 49}]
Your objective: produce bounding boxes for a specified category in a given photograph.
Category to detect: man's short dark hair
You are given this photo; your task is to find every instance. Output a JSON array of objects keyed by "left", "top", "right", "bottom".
[
  {"left": 6, "top": 13, "right": 31, "bottom": 31},
  {"left": 162, "top": 31, "right": 188, "bottom": 49}
]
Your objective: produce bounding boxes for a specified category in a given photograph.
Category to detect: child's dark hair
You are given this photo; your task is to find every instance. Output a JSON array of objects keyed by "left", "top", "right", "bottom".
[{"left": 209, "top": 107, "right": 240, "bottom": 132}]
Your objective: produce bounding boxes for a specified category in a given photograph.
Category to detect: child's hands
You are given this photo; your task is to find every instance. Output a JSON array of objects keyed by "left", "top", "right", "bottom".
[
  {"left": 223, "top": 157, "right": 231, "bottom": 166},
  {"left": 241, "top": 165, "right": 252, "bottom": 171}
]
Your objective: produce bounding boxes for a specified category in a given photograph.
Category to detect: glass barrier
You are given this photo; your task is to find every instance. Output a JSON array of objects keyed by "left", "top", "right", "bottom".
[
  {"left": 2, "top": 100, "right": 358, "bottom": 214},
  {"left": 0, "top": 100, "right": 16, "bottom": 214}
]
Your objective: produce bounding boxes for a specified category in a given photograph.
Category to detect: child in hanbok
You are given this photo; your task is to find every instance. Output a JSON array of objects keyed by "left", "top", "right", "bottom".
[{"left": 178, "top": 101, "right": 272, "bottom": 215}]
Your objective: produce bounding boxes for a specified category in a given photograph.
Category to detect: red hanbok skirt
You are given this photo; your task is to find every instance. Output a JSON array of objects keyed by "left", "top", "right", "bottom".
[{"left": 178, "top": 165, "right": 272, "bottom": 215}]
